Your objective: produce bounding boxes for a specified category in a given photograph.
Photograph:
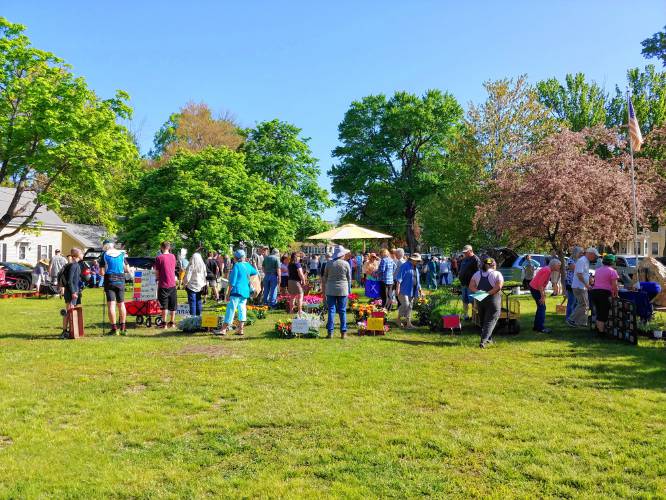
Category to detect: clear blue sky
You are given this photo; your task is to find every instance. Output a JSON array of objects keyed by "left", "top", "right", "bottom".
[{"left": 4, "top": 1, "right": 664, "bottom": 220}]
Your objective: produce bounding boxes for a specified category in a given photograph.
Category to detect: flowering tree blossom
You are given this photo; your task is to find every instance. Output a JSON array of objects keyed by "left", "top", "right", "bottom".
[{"left": 476, "top": 127, "right": 666, "bottom": 257}]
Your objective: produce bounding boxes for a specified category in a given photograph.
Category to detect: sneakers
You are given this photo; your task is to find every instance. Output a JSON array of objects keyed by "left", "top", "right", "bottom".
[
  {"left": 534, "top": 328, "right": 552, "bottom": 334},
  {"left": 566, "top": 320, "right": 579, "bottom": 328},
  {"left": 212, "top": 328, "right": 227, "bottom": 336}
]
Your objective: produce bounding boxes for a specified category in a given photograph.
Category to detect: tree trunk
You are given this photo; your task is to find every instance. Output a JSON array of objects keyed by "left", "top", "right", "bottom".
[{"left": 405, "top": 200, "right": 420, "bottom": 253}]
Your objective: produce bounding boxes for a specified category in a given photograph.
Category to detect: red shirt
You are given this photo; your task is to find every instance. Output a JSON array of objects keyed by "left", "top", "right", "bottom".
[
  {"left": 154, "top": 253, "right": 176, "bottom": 289},
  {"left": 530, "top": 266, "right": 552, "bottom": 290}
]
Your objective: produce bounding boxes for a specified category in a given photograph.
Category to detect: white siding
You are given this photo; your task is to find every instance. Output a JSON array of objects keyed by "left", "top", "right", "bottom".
[{"left": 0, "top": 228, "right": 63, "bottom": 265}]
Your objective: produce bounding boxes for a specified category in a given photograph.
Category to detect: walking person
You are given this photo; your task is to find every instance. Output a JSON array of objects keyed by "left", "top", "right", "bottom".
[
  {"left": 439, "top": 257, "right": 452, "bottom": 286},
  {"left": 322, "top": 245, "right": 352, "bottom": 339},
  {"left": 308, "top": 254, "right": 320, "bottom": 278},
  {"left": 590, "top": 254, "right": 619, "bottom": 334},
  {"left": 458, "top": 245, "right": 482, "bottom": 321},
  {"left": 214, "top": 249, "right": 258, "bottom": 336},
  {"left": 183, "top": 251, "right": 206, "bottom": 316},
  {"left": 469, "top": 257, "right": 504, "bottom": 348},
  {"left": 32, "top": 258, "right": 48, "bottom": 291},
  {"left": 426, "top": 257, "right": 438, "bottom": 289},
  {"left": 262, "top": 248, "right": 280, "bottom": 308},
  {"left": 154, "top": 241, "right": 178, "bottom": 329},
  {"left": 567, "top": 248, "right": 599, "bottom": 328},
  {"left": 378, "top": 249, "right": 396, "bottom": 310},
  {"left": 99, "top": 240, "right": 130, "bottom": 335},
  {"left": 529, "top": 259, "right": 562, "bottom": 334},
  {"left": 48, "top": 249, "right": 67, "bottom": 290},
  {"left": 395, "top": 253, "right": 423, "bottom": 329},
  {"left": 564, "top": 258, "right": 577, "bottom": 321},
  {"left": 287, "top": 252, "right": 307, "bottom": 317}
]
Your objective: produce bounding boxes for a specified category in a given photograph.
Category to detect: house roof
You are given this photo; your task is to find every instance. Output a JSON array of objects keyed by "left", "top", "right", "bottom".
[
  {"left": 0, "top": 187, "right": 66, "bottom": 229},
  {"left": 62, "top": 223, "right": 107, "bottom": 249}
]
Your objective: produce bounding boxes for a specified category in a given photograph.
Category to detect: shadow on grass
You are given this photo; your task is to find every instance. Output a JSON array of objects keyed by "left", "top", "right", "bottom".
[{"left": 379, "top": 336, "right": 460, "bottom": 348}]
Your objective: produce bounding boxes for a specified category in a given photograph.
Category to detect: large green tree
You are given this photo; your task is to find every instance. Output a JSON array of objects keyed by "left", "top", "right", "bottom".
[
  {"left": 536, "top": 73, "right": 608, "bottom": 131},
  {"left": 607, "top": 65, "right": 666, "bottom": 135},
  {"left": 120, "top": 148, "right": 285, "bottom": 253},
  {"left": 241, "top": 119, "right": 331, "bottom": 241},
  {"left": 330, "top": 90, "right": 463, "bottom": 252},
  {"left": 641, "top": 25, "right": 666, "bottom": 66},
  {"left": 0, "top": 18, "right": 138, "bottom": 237}
]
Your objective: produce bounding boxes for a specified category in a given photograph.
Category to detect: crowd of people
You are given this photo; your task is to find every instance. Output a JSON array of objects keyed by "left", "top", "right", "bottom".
[{"left": 49, "top": 236, "right": 623, "bottom": 346}]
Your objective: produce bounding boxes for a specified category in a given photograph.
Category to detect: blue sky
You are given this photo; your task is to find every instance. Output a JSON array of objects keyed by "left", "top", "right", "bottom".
[{"left": 4, "top": 1, "right": 664, "bottom": 220}]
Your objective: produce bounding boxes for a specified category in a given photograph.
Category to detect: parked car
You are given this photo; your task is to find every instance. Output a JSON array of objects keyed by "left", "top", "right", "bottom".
[
  {"left": 0, "top": 262, "right": 33, "bottom": 290},
  {"left": 593, "top": 255, "right": 641, "bottom": 280},
  {"left": 498, "top": 254, "right": 547, "bottom": 282}
]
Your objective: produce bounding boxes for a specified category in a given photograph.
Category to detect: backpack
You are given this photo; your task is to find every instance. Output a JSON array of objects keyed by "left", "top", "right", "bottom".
[{"left": 57, "top": 263, "right": 72, "bottom": 289}]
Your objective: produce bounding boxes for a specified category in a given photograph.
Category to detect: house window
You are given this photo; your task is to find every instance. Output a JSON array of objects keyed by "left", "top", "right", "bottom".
[
  {"left": 653, "top": 242, "right": 659, "bottom": 255},
  {"left": 18, "top": 243, "right": 28, "bottom": 261},
  {"left": 48, "top": 245, "right": 53, "bottom": 259}
]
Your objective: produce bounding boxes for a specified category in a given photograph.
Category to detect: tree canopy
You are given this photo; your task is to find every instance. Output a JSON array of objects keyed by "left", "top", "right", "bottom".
[
  {"left": 0, "top": 17, "right": 138, "bottom": 238},
  {"left": 641, "top": 26, "right": 666, "bottom": 66},
  {"left": 149, "top": 102, "right": 243, "bottom": 162},
  {"left": 330, "top": 90, "right": 463, "bottom": 251}
]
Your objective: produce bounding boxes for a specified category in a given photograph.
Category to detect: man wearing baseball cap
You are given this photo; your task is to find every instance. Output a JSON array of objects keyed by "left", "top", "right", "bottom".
[
  {"left": 458, "top": 245, "right": 482, "bottom": 321},
  {"left": 567, "top": 247, "right": 599, "bottom": 327}
]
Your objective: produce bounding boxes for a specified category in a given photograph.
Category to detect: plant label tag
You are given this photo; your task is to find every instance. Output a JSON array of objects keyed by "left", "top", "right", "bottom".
[{"left": 291, "top": 318, "right": 310, "bottom": 334}]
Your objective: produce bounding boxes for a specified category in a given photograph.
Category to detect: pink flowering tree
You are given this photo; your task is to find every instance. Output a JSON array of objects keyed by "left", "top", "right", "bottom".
[{"left": 476, "top": 127, "right": 666, "bottom": 276}]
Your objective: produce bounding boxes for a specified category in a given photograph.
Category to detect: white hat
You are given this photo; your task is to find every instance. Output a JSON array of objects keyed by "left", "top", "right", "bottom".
[
  {"left": 462, "top": 245, "right": 473, "bottom": 252},
  {"left": 409, "top": 253, "right": 423, "bottom": 262},
  {"left": 585, "top": 247, "right": 600, "bottom": 256},
  {"left": 331, "top": 245, "right": 350, "bottom": 260}
]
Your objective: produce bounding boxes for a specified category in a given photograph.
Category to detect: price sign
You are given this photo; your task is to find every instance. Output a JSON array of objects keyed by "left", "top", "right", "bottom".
[
  {"left": 176, "top": 304, "right": 191, "bottom": 317},
  {"left": 133, "top": 269, "right": 158, "bottom": 300},
  {"left": 201, "top": 313, "right": 219, "bottom": 328},
  {"left": 367, "top": 317, "right": 384, "bottom": 331},
  {"left": 291, "top": 318, "right": 310, "bottom": 335}
]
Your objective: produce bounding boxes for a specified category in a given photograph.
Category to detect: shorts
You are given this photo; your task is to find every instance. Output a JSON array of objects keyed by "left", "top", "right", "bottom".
[
  {"left": 104, "top": 283, "right": 125, "bottom": 303},
  {"left": 158, "top": 287, "right": 177, "bottom": 311},
  {"left": 590, "top": 289, "right": 612, "bottom": 322},
  {"left": 287, "top": 279, "right": 303, "bottom": 295},
  {"left": 64, "top": 290, "right": 81, "bottom": 306}
]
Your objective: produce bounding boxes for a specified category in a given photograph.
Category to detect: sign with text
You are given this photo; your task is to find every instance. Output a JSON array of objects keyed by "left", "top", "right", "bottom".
[
  {"left": 291, "top": 318, "right": 310, "bottom": 335},
  {"left": 201, "top": 313, "right": 219, "bottom": 328},
  {"left": 176, "top": 304, "right": 191, "bottom": 317},
  {"left": 366, "top": 317, "right": 384, "bottom": 332},
  {"left": 133, "top": 269, "right": 158, "bottom": 300}
]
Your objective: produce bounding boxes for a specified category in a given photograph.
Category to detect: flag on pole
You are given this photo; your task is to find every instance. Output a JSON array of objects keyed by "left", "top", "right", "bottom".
[{"left": 628, "top": 98, "right": 643, "bottom": 152}]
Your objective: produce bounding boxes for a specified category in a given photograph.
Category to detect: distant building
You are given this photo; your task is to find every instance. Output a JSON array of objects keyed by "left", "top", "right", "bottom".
[
  {"left": 617, "top": 226, "right": 666, "bottom": 257},
  {"left": 0, "top": 187, "right": 107, "bottom": 263}
]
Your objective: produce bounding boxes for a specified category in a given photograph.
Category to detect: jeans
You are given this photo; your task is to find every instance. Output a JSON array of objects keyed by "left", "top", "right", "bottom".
[
  {"left": 530, "top": 286, "right": 546, "bottom": 331},
  {"left": 262, "top": 273, "right": 278, "bottom": 307},
  {"left": 565, "top": 288, "right": 577, "bottom": 320},
  {"left": 186, "top": 288, "right": 203, "bottom": 316},
  {"left": 461, "top": 286, "right": 472, "bottom": 305},
  {"left": 326, "top": 295, "right": 348, "bottom": 334}
]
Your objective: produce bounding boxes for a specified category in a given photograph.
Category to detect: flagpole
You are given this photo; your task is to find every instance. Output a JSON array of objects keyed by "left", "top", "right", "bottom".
[{"left": 626, "top": 88, "right": 639, "bottom": 280}]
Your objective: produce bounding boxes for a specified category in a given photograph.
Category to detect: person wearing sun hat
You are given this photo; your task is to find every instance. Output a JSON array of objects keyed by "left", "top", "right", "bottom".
[
  {"left": 322, "top": 244, "right": 353, "bottom": 339},
  {"left": 589, "top": 253, "right": 619, "bottom": 334},
  {"left": 395, "top": 253, "right": 423, "bottom": 329}
]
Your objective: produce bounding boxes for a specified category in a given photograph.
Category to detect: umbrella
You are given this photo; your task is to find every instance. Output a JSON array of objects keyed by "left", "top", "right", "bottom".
[{"left": 307, "top": 224, "right": 391, "bottom": 241}]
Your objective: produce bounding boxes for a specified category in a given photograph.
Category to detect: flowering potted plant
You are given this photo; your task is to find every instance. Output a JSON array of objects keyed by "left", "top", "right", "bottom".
[{"left": 275, "top": 320, "right": 294, "bottom": 338}]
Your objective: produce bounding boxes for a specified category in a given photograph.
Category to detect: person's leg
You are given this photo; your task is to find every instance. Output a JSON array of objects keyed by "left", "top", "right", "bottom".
[
  {"left": 107, "top": 298, "right": 117, "bottom": 329},
  {"left": 236, "top": 298, "right": 247, "bottom": 334},
  {"left": 385, "top": 284, "right": 394, "bottom": 311},
  {"left": 397, "top": 294, "right": 408, "bottom": 326},
  {"left": 338, "top": 295, "right": 348, "bottom": 336},
  {"left": 218, "top": 295, "right": 238, "bottom": 334},
  {"left": 168, "top": 288, "right": 177, "bottom": 326},
  {"left": 187, "top": 289, "right": 196, "bottom": 316},
  {"left": 571, "top": 288, "right": 589, "bottom": 326},
  {"left": 326, "top": 295, "right": 336, "bottom": 337},
  {"left": 480, "top": 297, "right": 502, "bottom": 345},
  {"left": 529, "top": 287, "right": 545, "bottom": 331},
  {"left": 462, "top": 287, "right": 471, "bottom": 320},
  {"left": 269, "top": 274, "right": 278, "bottom": 307},
  {"left": 297, "top": 292, "right": 303, "bottom": 317},
  {"left": 405, "top": 296, "right": 415, "bottom": 328},
  {"left": 195, "top": 290, "right": 203, "bottom": 316},
  {"left": 566, "top": 288, "right": 577, "bottom": 321},
  {"left": 379, "top": 281, "right": 387, "bottom": 308},
  {"left": 119, "top": 302, "right": 127, "bottom": 332},
  {"left": 262, "top": 276, "right": 270, "bottom": 305}
]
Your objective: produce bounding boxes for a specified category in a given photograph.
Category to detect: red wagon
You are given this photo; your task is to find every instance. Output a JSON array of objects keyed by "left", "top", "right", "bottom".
[
  {"left": 0, "top": 267, "right": 17, "bottom": 293},
  {"left": 125, "top": 299, "right": 164, "bottom": 327}
]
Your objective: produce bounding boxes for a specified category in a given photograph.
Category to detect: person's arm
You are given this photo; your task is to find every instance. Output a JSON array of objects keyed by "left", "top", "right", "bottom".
[
  {"left": 67, "top": 264, "right": 79, "bottom": 299},
  {"left": 469, "top": 273, "right": 479, "bottom": 292},
  {"left": 394, "top": 266, "right": 402, "bottom": 296},
  {"left": 98, "top": 255, "right": 106, "bottom": 276},
  {"left": 298, "top": 265, "right": 306, "bottom": 285},
  {"left": 489, "top": 273, "right": 503, "bottom": 296},
  {"left": 347, "top": 262, "right": 352, "bottom": 295},
  {"left": 153, "top": 258, "right": 160, "bottom": 281}
]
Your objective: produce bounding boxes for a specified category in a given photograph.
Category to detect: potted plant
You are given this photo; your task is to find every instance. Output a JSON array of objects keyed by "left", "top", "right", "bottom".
[{"left": 645, "top": 320, "right": 663, "bottom": 339}]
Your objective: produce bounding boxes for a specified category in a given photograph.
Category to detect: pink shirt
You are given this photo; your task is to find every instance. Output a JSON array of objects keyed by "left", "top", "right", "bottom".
[
  {"left": 530, "top": 266, "right": 552, "bottom": 290},
  {"left": 592, "top": 265, "right": 619, "bottom": 292}
]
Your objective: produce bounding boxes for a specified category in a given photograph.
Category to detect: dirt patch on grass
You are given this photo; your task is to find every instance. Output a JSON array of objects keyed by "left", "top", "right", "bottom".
[
  {"left": 0, "top": 436, "right": 13, "bottom": 447},
  {"left": 124, "top": 384, "right": 147, "bottom": 395},
  {"left": 176, "top": 345, "right": 239, "bottom": 358}
]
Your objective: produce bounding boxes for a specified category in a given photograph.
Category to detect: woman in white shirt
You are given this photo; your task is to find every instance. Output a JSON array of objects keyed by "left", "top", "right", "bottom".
[
  {"left": 469, "top": 257, "right": 504, "bottom": 348},
  {"left": 183, "top": 252, "right": 207, "bottom": 316}
]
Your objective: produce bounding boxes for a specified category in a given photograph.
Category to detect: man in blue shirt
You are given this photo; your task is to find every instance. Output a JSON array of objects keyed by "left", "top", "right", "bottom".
[
  {"left": 99, "top": 240, "right": 130, "bottom": 335},
  {"left": 395, "top": 253, "right": 422, "bottom": 329}
]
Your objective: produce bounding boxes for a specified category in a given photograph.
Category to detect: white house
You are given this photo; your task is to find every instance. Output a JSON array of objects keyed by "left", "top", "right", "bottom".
[{"left": 0, "top": 187, "right": 107, "bottom": 264}]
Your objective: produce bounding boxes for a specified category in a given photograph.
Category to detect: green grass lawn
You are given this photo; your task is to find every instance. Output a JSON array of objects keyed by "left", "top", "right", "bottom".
[{"left": 0, "top": 288, "right": 665, "bottom": 498}]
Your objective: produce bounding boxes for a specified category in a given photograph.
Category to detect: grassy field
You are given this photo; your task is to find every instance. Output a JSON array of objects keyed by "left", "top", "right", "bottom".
[{"left": 0, "top": 288, "right": 664, "bottom": 498}]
